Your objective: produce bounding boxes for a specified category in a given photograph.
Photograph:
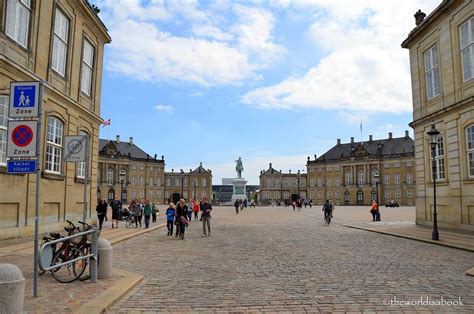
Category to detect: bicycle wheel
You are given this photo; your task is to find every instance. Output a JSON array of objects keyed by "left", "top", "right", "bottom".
[{"left": 51, "top": 247, "right": 87, "bottom": 283}]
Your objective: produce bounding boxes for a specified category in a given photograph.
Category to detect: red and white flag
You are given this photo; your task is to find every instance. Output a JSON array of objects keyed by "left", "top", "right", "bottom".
[{"left": 101, "top": 118, "right": 111, "bottom": 128}]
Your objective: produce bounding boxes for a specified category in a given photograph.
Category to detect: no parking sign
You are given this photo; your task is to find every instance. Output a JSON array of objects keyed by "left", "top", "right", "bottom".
[{"left": 7, "top": 120, "right": 37, "bottom": 158}]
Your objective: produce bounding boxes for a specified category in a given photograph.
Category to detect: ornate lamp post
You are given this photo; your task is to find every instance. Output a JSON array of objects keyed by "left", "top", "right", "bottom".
[
  {"left": 297, "top": 170, "right": 301, "bottom": 199},
  {"left": 373, "top": 171, "right": 380, "bottom": 211},
  {"left": 427, "top": 123, "right": 440, "bottom": 241},
  {"left": 119, "top": 169, "right": 126, "bottom": 204}
]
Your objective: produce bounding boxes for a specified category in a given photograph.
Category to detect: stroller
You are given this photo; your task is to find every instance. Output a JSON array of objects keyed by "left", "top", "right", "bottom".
[{"left": 121, "top": 208, "right": 136, "bottom": 228}]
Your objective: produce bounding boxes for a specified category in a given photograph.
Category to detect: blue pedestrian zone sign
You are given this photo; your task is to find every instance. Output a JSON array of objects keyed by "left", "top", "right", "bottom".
[
  {"left": 7, "top": 160, "right": 37, "bottom": 174},
  {"left": 9, "top": 81, "right": 40, "bottom": 118}
]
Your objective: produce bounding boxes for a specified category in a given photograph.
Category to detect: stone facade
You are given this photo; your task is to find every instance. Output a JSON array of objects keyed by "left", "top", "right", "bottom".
[
  {"left": 258, "top": 164, "right": 307, "bottom": 205},
  {"left": 164, "top": 163, "right": 213, "bottom": 205},
  {"left": 306, "top": 133, "right": 416, "bottom": 207},
  {"left": 402, "top": 0, "right": 474, "bottom": 231},
  {"left": 0, "top": 0, "right": 110, "bottom": 239}
]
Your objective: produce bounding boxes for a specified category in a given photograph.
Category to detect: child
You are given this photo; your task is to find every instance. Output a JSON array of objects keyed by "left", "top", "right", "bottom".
[{"left": 166, "top": 203, "right": 175, "bottom": 236}]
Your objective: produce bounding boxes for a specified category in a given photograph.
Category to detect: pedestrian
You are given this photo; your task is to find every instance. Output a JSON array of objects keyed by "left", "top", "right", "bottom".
[
  {"left": 151, "top": 203, "right": 157, "bottom": 223},
  {"left": 187, "top": 200, "right": 193, "bottom": 222},
  {"left": 370, "top": 200, "right": 378, "bottom": 221},
  {"left": 176, "top": 199, "right": 188, "bottom": 239},
  {"left": 250, "top": 199, "right": 256, "bottom": 208},
  {"left": 143, "top": 201, "right": 152, "bottom": 229},
  {"left": 96, "top": 199, "right": 107, "bottom": 230},
  {"left": 304, "top": 199, "right": 308, "bottom": 208},
  {"left": 166, "top": 203, "right": 175, "bottom": 236},
  {"left": 234, "top": 199, "right": 240, "bottom": 214},
  {"left": 309, "top": 199, "right": 313, "bottom": 208},
  {"left": 134, "top": 201, "right": 143, "bottom": 228},
  {"left": 297, "top": 199, "right": 302, "bottom": 211},
  {"left": 200, "top": 197, "right": 212, "bottom": 237},
  {"left": 292, "top": 200, "right": 296, "bottom": 211},
  {"left": 192, "top": 200, "right": 200, "bottom": 220},
  {"left": 110, "top": 196, "right": 121, "bottom": 228},
  {"left": 243, "top": 199, "right": 247, "bottom": 208},
  {"left": 322, "top": 199, "right": 334, "bottom": 221}
]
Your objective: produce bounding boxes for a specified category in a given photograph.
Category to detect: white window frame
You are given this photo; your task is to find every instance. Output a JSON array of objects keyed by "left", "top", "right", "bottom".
[
  {"left": 156, "top": 177, "right": 161, "bottom": 186},
  {"left": 358, "top": 171, "right": 365, "bottom": 185},
  {"left": 335, "top": 176, "right": 340, "bottom": 187},
  {"left": 0, "top": 96, "right": 8, "bottom": 166},
  {"left": 317, "top": 178, "right": 322, "bottom": 187},
  {"left": 424, "top": 45, "right": 441, "bottom": 100},
  {"left": 317, "top": 191, "right": 322, "bottom": 199},
  {"left": 131, "top": 175, "right": 136, "bottom": 185},
  {"left": 394, "top": 188, "right": 401, "bottom": 199},
  {"left": 394, "top": 174, "right": 400, "bottom": 185},
  {"left": 310, "top": 178, "right": 315, "bottom": 187},
  {"left": 51, "top": 8, "right": 69, "bottom": 76},
  {"left": 107, "top": 168, "right": 113, "bottom": 185},
  {"left": 5, "top": 0, "right": 31, "bottom": 48},
  {"left": 174, "top": 178, "right": 179, "bottom": 187},
  {"left": 460, "top": 17, "right": 474, "bottom": 82},
  {"left": 201, "top": 178, "right": 206, "bottom": 187},
  {"left": 45, "top": 117, "right": 63, "bottom": 174},
  {"left": 335, "top": 191, "right": 340, "bottom": 200},
  {"left": 431, "top": 136, "right": 445, "bottom": 181},
  {"left": 201, "top": 191, "right": 207, "bottom": 198},
  {"left": 345, "top": 172, "right": 351, "bottom": 186},
  {"left": 467, "top": 125, "right": 474, "bottom": 178},
  {"left": 76, "top": 131, "right": 88, "bottom": 179},
  {"left": 166, "top": 178, "right": 170, "bottom": 186},
  {"left": 310, "top": 191, "right": 314, "bottom": 199},
  {"left": 80, "top": 39, "right": 94, "bottom": 96},
  {"left": 407, "top": 189, "right": 413, "bottom": 199},
  {"left": 406, "top": 173, "right": 413, "bottom": 184},
  {"left": 384, "top": 189, "right": 391, "bottom": 199},
  {"left": 327, "top": 177, "right": 332, "bottom": 187},
  {"left": 148, "top": 177, "right": 153, "bottom": 186},
  {"left": 406, "top": 161, "right": 413, "bottom": 167},
  {"left": 384, "top": 175, "right": 390, "bottom": 185}
]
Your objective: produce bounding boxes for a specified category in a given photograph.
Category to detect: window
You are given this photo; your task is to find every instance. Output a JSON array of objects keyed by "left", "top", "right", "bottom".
[
  {"left": 165, "top": 191, "right": 169, "bottom": 198},
  {"left": 51, "top": 8, "right": 69, "bottom": 76},
  {"left": 131, "top": 176, "right": 136, "bottom": 185},
  {"left": 431, "top": 136, "right": 445, "bottom": 180},
  {"left": 107, "top": 169, "right": 113, "bottom": 185},
  {"left": 384, "top": 163, "right": 390, "bottom": 168},
  {"left": 5, "top": 0, "right": 31, "bottom": 48},
  {"left": 394, "top": 174, "right": 400, "bottom": 185},
  {"left": 407, "top": 173, "right": 413, "bottom": 184},
  {"left": 132, "top": 165, "right": 136, "bottom": 170},
  {"left": 317, "top": 178, "right": 322, "bottom": 187},
  {"left": 327, "top": 191, "right": 332, "bottom": 199},
  {"left": 201, "top": 191, "right": 207, "bottom": 198},
  {"left": 202, "top": 178, "right": 206, "bottom": 187},
  {"left": 310, "top": 191, "right": 314, "bottom": 199},
  {"left": 183, "top": 191, "right": 188, "bottom": 199},
  {"left": 157, "top": 191, "right": 161, "bottom": 199},
  {"left": 335, "top": 167, "right": 341, "bottom": 171},
  {"left": 76, "top": 131, "right": 88, "bottom": 178},
  {"left": 335, "top": 176, "right": 340, "bottom": 187},
  {"left": 166, "top": 178, "right": 170, "bottom": 186},
  {"left": 345, "top": 172, "right": 352, "bottom": 186},
  {"left": 358, "top": 171, "right": 365, "bottom": 185},
  {"left": 310, "top": 178, "right": 315, "bottom": 187},
  {"left": 335, "top": 191, "right": 340, "bottom": 200},
  {"left": 149, "top": 190, "right": 154, "bottom": 198},
  {"left": 140, "top": 166, "right": 144, "bottom": 171},
  {"left": 407, "top": 189, "right": 413, "bottom": 199},
  {"left": 81, "top": 40, "right": 94, "bottom": 96},
  {"left": 148, "top": 177, "right": 153, "bottom": 186},
  {"left": 394, "top": 162, "right": 400, "bottom": 168},
  {"left": 184, "top": 177, "right": 188, "bottom": 186},
  {"left": 317, "top": 191, "right": 322, "bottom": 199},
  {"left": 395, "top": 188, "right": 401, "bottom": 199},
  {"left": 406, "top": 161, "right": 413, "bottom": 167},
  {"left": 284, "top": 191, "right": 289, "bottom": 199},
  {"left": 293, "top": 179, "right": 297, "bottom": 187},
  {"left": 0, "top": 96, "right": 8, "bottom": 165},
  {"left": 265, "top": 179, "right": 271, "bottom": 188},
  {"left": 460, "top": 17, "right": 474, "bottom": 81},
  {"left": 467, "top": 125, "right": 474, "bottom": 177},
  {"left": 327, "top": 177, "right": 332, "bottom": 187},
  {"left": 384, "top": 175, "right": 390, "bottom": 185},
  {"left": 45, "top": 117, "right": 63, "bottom": 174},
  {"left": 156, "top": 177, "right": 161, "bottom": 186},
  {"left": 139, "top": 190, "right": 144, "bottom": 199},
  {"left": 138, "top": 176, "right": 143, "bottom": 186},
  {"left": 274, "top": 191, "right": 280, "bottom": 199},
  {"left": 384, "top": 189, "right": 391, "bottom": 199},
  {"left": 327, "top": 167, "right": 332, "bottom": 171},
  {"left": 424, "top": 45, "right": 441, "bottom": 100},
  {"left": 344, "top": 191, "right": 350, "bottom": 202}
]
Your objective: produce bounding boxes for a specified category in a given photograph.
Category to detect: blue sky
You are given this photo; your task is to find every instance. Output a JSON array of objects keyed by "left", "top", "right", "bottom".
[{"left": 95, "top": 0, "right": 439, "bottom": 185}]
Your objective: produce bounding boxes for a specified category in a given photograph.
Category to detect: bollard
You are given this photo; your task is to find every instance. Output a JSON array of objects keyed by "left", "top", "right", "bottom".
[
  {"left": 0, "top": 263, "right": 25, "bottom": 313},
  {"left": 97, "top": 238, "right": 113, "bottom": 279}
]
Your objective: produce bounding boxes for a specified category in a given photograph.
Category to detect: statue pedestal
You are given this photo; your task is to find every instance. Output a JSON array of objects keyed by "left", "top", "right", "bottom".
[{"left": 231, "top": 178, "right": 247, "bottom": 202}]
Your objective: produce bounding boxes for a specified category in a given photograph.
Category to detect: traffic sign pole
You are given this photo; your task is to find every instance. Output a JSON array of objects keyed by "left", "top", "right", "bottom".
[
  {"left": 83, "top": 137, "right": 89, "bottom": 223},
  {"left": 33, "top": 81, "right": 43, "bottom": 298}
]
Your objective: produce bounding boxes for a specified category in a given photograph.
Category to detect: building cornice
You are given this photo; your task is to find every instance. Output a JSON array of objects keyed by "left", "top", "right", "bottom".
[{"left": 409, "top": 96, "right": 474, "bottom": 127}]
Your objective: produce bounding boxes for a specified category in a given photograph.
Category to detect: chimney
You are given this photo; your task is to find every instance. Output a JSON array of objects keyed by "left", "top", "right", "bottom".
[
  {"left": 115, "top": 135, "right": 120, "bottom": 143},
  {"left": 388, "top": 132, "right": 393, "bottom": 139},
  {"left": 314, "top": 154, "right": 317, "bottom": 160},
  {"left": 172, "top": 169, "right": 174, "bottom": 172},
  {"left": 351, "top": 137, "right": 354, "bottom": 143},
  {"left": 289, "top": 170, "right": 291, "bottom": 174},
  {"left": 154, "top": 154, "right": 157, "bottom": 159},
  {"left": 161, "top": 155, "right": 164, "bottom": 160},
  {"left": 405, "top": 130, "right": 409, "bottom": 138},
  {"left": 414, "top": 9, "right": 426, "bottom": 26},
  {"left": 369, "top": 135, "right": 373, "bottom": 142},
  {"left": 307, "top": 156, "right": 310, "bottom": 162},
  {"left": 200, "top": 162, "right": 202, "bottom": 167},
  {"left": 129, "top": 137, "right": 133, "bottom": 144},
  {"left": 190, "top": 169, "right": 192, "bottom": 172},
  {"left": 337, "top": 139, "right": 341, "bottom": 146},
  {"left": 269, "top": 163, "right": 272, "bottom": 168}
]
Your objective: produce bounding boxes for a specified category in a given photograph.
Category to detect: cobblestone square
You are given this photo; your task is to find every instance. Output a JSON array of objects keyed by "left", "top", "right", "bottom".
[{"left": 109, "top": 206, "right": 474, "bottom": 312}]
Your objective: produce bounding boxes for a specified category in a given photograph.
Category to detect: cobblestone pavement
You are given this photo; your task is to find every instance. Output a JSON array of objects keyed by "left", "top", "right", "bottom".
[{"left": 109, "top": 206, "right": 474, "bottom": 313}]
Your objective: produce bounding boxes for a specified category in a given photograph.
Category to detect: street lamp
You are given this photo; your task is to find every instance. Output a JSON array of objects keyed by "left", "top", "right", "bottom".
[
  {"left": 373, "top": 171, "right": 380, "bottom": 212},
  {"left": 193, "top": 179, "right": 197, "bottom": 201},
  {"left": 119, "top": 169, "right": 126, "bottom": 204},
  {"left": 297, "top": 170, "right": 301, "bottom": 199},
  {"left": 427, "top": 123, "right": 440, "bottom": 241}
]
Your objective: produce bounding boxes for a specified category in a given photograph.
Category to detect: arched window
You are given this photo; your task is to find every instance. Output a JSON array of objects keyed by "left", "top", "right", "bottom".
[
  {"left": 467, "top": 125, "right": 474, "bottom": 177},
  {"left": 107, "top": 168, "right": 113, "bottom": 185},
  {"left": 45, "top": 117, "right": 64, "bottom": 174},
  {"left": 76, "top": 131, "right": 89, "bottom": 179}
]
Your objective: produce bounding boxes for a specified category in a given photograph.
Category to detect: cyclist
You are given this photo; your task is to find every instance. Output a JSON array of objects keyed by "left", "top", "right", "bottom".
[{"left": 322, "top": 199, "right": 334, "bottom": 221}]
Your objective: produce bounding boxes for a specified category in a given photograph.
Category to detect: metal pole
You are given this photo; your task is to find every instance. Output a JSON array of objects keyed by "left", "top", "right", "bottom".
[
  {"left": 432, "top": 146, "right": 439, "bottom": 240},
  {"left": 83, "top": 137, "right": 89, "bottom": 222},
  {"left": 376, "top": 181, "right": 379, "bottom": 211},
  {"left": 33, "top": 81, "right": 44, "bottom": 297},
  {"left": 90, "top": 229, "right": 98, "bottom": 283}
]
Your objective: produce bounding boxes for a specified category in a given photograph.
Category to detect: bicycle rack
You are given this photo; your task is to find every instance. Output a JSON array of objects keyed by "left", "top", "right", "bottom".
[{"left": 38, "top": 228, "right": 99, "bottom": 283}]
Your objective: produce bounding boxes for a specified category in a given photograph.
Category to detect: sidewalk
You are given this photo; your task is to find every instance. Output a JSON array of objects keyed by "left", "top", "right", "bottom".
[{"left": 0, "top": 219, "right": 166, "bottom": 313}]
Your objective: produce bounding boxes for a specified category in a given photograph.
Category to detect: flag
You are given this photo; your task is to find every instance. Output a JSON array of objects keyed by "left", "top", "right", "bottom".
[{"left": 101, "top": 118, "right": 111, "bottom": 128}]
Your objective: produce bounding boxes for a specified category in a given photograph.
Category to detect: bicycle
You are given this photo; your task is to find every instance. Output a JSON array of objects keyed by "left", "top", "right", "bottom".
[{"left": 324, "top": 211, "right": 331, "bottom": 225}]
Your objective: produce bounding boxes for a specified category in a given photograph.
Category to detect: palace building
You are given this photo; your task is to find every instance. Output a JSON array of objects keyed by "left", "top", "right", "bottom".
[
  {"left": 306, "top": 132, "right": 416, "bottom": 207},
  {"left": 402, "top": 0, "right": 474, "bottom": 231},
  {"left": 258, "top": 164, "right": 307, "bottom": 205},
  {"left": 0, "top": 0, "right": 110, "bottom": 239}
]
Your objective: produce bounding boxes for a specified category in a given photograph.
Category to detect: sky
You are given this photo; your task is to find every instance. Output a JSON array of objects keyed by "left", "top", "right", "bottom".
[{"left": 94, "top": 0, "right": 440, "bottom": 185}]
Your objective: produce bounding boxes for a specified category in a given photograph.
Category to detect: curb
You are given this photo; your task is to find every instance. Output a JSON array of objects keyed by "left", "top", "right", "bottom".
[
  {"left": 107, "top": 223, "right": 167, "bottom": 246},
  {"left": 342, "top": 224, "right": 474, "bottom": 253},
  {"left": 74, "top": 268, "right": 143, "bottom": 314},
  {"left": 466, "top": 267, "right": 474, "bottom": 277}
]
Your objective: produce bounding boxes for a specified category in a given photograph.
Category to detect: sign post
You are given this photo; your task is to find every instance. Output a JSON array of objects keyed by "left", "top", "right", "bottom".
[
  {"left": 64, "top": 135, "right": 89, "bottom": 222},
  {"left": 7, "top": 81, "right": 42, "bottom": 297}
]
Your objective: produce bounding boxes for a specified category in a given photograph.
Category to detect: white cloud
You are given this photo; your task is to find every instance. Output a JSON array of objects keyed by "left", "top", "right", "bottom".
[
  {"left": 154, "top": 104, "right": 173, "bottom": 114},
  {"left": 99, "top": 2, "right": 285, "bottom": 86},
  {"left": 242, "top": 0, "right": 440, "bottom": 113}
]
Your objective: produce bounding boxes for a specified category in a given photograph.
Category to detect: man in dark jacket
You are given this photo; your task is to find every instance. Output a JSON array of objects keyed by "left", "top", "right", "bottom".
[
  {"left": 200, "top": 197, "right": 212, "bottom": 237},
  {"left": 110, "top": 196, "right": 122, "bottom": 228}
]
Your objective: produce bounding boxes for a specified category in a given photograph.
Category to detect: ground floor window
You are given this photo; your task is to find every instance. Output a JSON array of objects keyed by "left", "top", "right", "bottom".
[{"left": 357, "top": 190, "right": 363, "bottom": 204}]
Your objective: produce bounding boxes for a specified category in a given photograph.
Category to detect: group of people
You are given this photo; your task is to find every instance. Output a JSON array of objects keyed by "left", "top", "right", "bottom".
[{"left": 165, "top": 197, "right": 212, "bottom": 239}]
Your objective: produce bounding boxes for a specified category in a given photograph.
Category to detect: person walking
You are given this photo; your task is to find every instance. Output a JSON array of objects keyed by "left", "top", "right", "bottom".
[
  {"left": 143, "top": 201, "right": 152, "bottom": 229},
  {"left": 292, "top": 200, "right": 296, "bottom": 211},
  {"left": 370, "top": 200, "right": 378, "bottom": 221},
  {"left": 297, "top": 199, "right": 302, "bottom": 211},
  {"left": 96, "top": 199, "right": 107, "bottom": 230},
  {"left": 234, "top": 199, "right": 240, "bottom": 214},
  {"left": 166, "top": 203, "right": 175, "bottom": 236},
  {"left": 134, "top": 201, "right": 143, "bottom": 228},
  {"left": 110, "top": 196, "right": 121, "bottom": 228},
  {"left": 151, "top": 203, "right": 158, "bottom": 223},
  {"left": 192, "top": 200, "right": 200, "bottom": 220},
  {"left": 187, "top": 200, "right": 193, "bottom": 222},
  {"left": 176, "top": 199, "right": 188, "bottom": 239},
  {"left": 200, "top": 197, "right": 212, "bottom": 237}
]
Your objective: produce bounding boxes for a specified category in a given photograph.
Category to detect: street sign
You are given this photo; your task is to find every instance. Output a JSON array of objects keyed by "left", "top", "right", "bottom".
[
  {"left": 7, "top": 120, "right": 37, "bottom": 158},
  {"left": 64, "top": 135, "right": 87, "bottom": 162},
  {"left": 7, "top": 160, "right": 37, "bottom": 173},
  {"left": 9, "top": 81, "right": 40, "bottom": 118}
]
